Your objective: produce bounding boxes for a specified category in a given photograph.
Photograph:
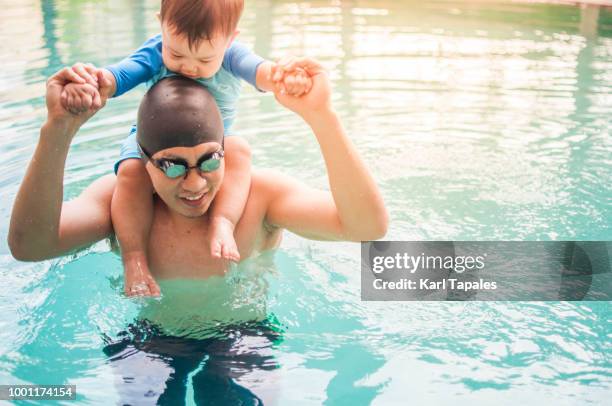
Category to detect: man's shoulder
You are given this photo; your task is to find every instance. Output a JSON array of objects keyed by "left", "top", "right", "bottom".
[
  {"left": 249, "top": 168, "right": 283, "bottom": 201},
  {"left": 235, "top": 169, "right": 286, "bottom": 240},
  {"left": 247, "top": 168, "right": 297, "bottom": 212}
]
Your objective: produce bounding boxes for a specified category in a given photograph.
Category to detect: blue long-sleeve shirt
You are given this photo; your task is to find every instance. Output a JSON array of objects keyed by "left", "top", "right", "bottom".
[{"left": 106, "top": 34, "right": 264, "bottom": 131}]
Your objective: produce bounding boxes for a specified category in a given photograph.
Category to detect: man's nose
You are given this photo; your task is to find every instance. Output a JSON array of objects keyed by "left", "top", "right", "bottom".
[{"left": 181, "top": 168, "right": 207, "bottom": 191}]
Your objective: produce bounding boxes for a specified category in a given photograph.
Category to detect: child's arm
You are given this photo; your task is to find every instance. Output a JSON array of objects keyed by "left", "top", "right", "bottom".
[
  {"left": 61, "top": 34, "right": 164, "bottom": 109},
  {"left": 255, "top": 62, "right": 277, "bottom": 92},
  {"left": 224, "top": 42, "right": 312, "bottom": 96},
  {"left": 105, "top": 34, "right": 163, "bottom": 97}
]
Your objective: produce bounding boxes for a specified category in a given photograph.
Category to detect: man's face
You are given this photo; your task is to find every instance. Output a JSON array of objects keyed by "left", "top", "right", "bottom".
[
  {"left": 160, "top": 21, "right": 236, "bottom": 79},
  {"left": 145, "top": 142, "right": 225, "bottom": 218}
]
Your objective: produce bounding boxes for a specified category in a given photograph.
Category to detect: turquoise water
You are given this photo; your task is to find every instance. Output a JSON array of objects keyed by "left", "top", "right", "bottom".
[{"left": 0, "top": 0, "right": 611, "bottom": 404}]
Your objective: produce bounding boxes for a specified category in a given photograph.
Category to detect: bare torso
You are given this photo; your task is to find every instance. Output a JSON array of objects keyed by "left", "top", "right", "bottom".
[{"left": 147, "top": 172, "right": 283, "bottom": 279}]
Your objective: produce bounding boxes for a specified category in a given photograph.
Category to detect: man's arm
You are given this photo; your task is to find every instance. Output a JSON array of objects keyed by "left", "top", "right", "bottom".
[
  {"left": 8, "top": 70, "right": 115, "bottom": 261},
  {"left": 265, "top": 59, "right": 388, "bottom": 241}
]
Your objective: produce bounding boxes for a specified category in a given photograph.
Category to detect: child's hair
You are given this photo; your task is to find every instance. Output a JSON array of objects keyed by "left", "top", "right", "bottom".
[{"left": 160, "top": 0, "right": 244, "bottom": 49}]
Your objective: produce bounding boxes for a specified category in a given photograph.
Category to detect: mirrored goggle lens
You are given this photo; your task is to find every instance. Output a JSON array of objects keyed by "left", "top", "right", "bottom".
[
  {"left": 164, "top": 164, "right": 187, "bottom": 178},
  {"left": 161, "top": 157, "right": 221, "bottom": 178},
  {"left": 200, "top": 158, "right": 221, "bottom": 172}
]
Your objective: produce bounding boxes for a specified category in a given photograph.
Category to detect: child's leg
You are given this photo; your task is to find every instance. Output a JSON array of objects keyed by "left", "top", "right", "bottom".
[
  {"left": 209, "top": 136, "right": 252, "bottom": 261},
  {"left": 111, "top": 159, "right": 160, "bottom": 296}
]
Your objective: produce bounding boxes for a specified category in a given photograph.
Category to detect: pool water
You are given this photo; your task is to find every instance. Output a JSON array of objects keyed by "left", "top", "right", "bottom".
[{"left": 0, "top": 0, "right": 610, "bottom": 404}]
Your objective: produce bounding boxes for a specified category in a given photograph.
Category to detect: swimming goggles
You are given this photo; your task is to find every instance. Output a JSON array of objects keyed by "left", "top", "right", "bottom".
[{"left": 138, "top": 142, "right": 224, "bottom": 179}]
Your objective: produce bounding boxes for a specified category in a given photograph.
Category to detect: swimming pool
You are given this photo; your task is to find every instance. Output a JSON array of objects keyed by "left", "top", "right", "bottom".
[{"left": 0, "top": 0, "right": 610, "bottom": 404}]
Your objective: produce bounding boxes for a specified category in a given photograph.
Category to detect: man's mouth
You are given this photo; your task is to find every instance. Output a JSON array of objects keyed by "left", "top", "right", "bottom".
[{"left": 179, "top": 191, "right": 207, "bottom": 207}]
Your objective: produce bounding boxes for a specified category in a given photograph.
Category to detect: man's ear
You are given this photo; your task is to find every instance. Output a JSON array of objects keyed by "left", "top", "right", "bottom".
[{"left": 156, "top": 11, "right": 161, "bottom": 23}]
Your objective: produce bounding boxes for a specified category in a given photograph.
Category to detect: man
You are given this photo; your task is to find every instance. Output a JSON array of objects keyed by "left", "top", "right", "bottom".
[{"left": 8, "top": 59, "right": 388, "bottom": 295}]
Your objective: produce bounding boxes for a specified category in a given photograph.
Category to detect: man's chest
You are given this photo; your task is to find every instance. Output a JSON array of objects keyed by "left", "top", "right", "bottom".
[{"left": 146, "top": 214, "right": 271, "bottom": 279}]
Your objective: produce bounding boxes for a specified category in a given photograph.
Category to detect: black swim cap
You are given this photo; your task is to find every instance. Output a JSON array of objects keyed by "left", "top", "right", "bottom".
[{"left": 136, "top": 76, "right": 224, "bottom": 156}]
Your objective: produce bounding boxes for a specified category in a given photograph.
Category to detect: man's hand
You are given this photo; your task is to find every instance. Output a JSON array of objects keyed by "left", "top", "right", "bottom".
[
  {"left": 272, "top": 57, "right": 332, "bottom": 119},
  {"left": 58, "top": 63, "right": 106, "bottom": 114},
  {"left": 270, "top": 58, "right": 313, "bottom": 97},
  {"left": 46, "top": 66, "right": 112, "bottom": 129}
]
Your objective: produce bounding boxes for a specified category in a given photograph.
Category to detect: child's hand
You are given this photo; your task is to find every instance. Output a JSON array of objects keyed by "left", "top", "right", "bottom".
[
  {"left": 57, "top": 62, "right": 104, "bottom": 114},
  {"left": 280, "top": 68, "right": 312, "bottom": 97},
  {"left": 270, "top": 58, "right": 313, "bottom": 97},
  {"left": 61, "top": 82, "right": 102, "bottom": 115},
  {"left": 124, "top": 266, "right": 161, "bottom": 297},
  {"left": 68, "top": 62, "right": 100, "bottom": 88}
]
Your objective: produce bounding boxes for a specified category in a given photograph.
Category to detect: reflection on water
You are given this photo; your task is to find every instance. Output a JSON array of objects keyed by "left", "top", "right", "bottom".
[
  {"left": 103, "top": 318, "right": 283, "bottom": 404},
  {"left": 0, "top": 0, "right": 610, "bottom": 404}
]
